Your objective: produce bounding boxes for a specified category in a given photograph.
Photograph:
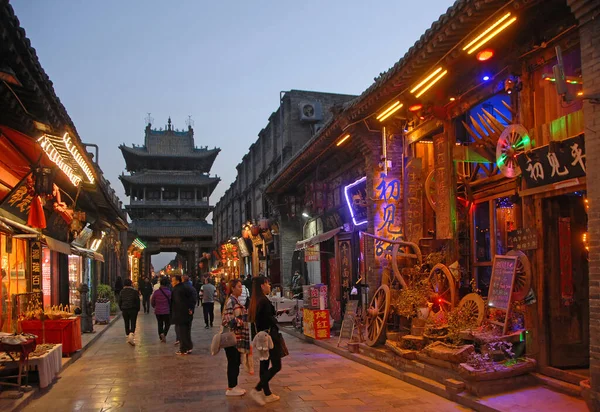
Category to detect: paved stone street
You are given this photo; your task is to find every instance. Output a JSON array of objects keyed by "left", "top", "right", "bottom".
[{"left": 23, "top": 307, "right": 469, "bottom": 412}]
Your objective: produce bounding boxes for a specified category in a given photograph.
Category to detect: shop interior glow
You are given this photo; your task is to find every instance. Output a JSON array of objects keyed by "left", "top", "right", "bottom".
[
  {"left": 37, "top": 135, "right": 82, "bottom": 186},
  {"left": 463, "top": 12, "right": 517, "bottom": 55},
  {"left": 63, "top": 133, "right": 95, "bottom": 184},
  {"left": 411, "top": 67, "right": 448, "bottom": 98},
  {"left": 132, "top": 238, "right": 147, "bottom": 249},
  {"left": 344, "top": 176, "right": 368, "bottom": 226},
  {"left": 376, "top": 101, "right": 403, "bottom": 122},
  {"left": 336, "top": 134, "right": 351, "bottom": 146},
  {"left": 408, "top": 103, "right": 423, "bottom": 112},
  {"left": 90, "top": 231, "right": 106, "bottom": 252}
]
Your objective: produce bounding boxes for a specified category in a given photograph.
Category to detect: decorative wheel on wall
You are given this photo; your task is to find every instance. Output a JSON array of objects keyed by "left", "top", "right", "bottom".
[
  {"left": 506, "top": 249, "right": 532, "bottom": 301},
  {"left": 425, "top": 170, "right": 473, "bottom": 212},
  {"left": 458, "top": 293, "right": 486, "bottom": 326},
  {"left": 428, "top": 263, "right": 456, "bottom": 313},
  {"left": 365, "top": 285, "right": 391, "bottom": 347},
  {"left": 496, "top": 124, "right": 531, "bottom": 178}
]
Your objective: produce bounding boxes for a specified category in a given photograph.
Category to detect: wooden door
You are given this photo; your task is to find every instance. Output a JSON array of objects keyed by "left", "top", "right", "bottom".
[{"left": 544, "top": 195, "right": 589, "bottom": 368}]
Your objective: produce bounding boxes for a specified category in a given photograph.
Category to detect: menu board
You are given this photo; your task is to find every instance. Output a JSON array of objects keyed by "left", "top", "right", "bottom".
[
  {"left": 508, "top": 228, "right": 538, "bottom": 250},
  {"left": 488, "top": 255, "right": 517, "bottom": 334},
  {"left": 488, "top": 255, "right": 517, "bottom": 311}
]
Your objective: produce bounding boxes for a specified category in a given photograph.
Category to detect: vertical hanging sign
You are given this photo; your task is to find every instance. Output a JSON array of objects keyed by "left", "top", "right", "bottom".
[
  {"left": 31, "top": 241, "right": 42, "bottom": 292},
  {"left": 404, "top": 158, "right": 423, "bottom": 243},
  {"left": 433, "top": 132, "right": 455, "bottom": 239},
  {"left": 558, "top": 217, "right": 573, "bottom": 306}
]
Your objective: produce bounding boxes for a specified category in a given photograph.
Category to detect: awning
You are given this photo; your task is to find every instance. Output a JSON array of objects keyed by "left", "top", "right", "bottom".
[
  {"left": 71, "top": 245, "right": 105, "bottom": 262},
  {"left": 43, "top": 236, "right": 72, "bottom": 255},
  {"left": 0, "top": 215, "right": 39, "bottom": 234},
  {"left": 295, "top": 227, "right": 342, "bottom": 251}
]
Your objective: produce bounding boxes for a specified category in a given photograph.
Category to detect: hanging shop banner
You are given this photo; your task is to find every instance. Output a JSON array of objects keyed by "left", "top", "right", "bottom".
[
  {"left": 404, "top": 158, "right": 423, "bottom": 244},
  {"left": 0, "top": 173, "right": 34, "bottom": 223},
  {"left": 339, "top": 239, "right": 352, "bottom": 302},
  {"left": 305, "top": 245, "right": 320, "bottom": 262},
  {"left": 559, "top": 217, "right": 573, "bottom": 306},
  {"left": 31, "top": 240, "right": 42, "bottom": 292},
  {"left": 237, "top": 237, "right": 250, "bottom": 257},
  {"left": 507, "top": 227, "right": 538, "bottom": 250},
  {"left": 516, "top": 134, "right": 586, "bottom": 189},
  {"left": 344, "top": 177, "right": 368, "bottom": 226}
]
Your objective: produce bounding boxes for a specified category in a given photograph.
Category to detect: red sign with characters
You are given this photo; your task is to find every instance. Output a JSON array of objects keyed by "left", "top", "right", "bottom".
[{"left": 303, "top": 309, "right": 330, "bottom": 340}]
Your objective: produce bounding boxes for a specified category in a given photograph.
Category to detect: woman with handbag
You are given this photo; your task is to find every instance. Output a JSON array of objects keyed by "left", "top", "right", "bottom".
[
  {"left": 150, "top": 277, "right": 172, "bottom": 342},
  {"left": 248, "top": 276, "right": 284, "bottom": 406},
  {"left": 221, "top": 279, "right": 250, "bottom": 397}
]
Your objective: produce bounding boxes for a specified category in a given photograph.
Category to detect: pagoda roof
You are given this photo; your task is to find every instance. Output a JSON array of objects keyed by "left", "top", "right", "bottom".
[
  {"left": 119, "top": 145, "right": 220, "bottom": 172},
  {"left": 132, "top": 220, "right": 213, "bottom": 238},
  {"left": 119, "top": 171, "right": 220, "bottom": 194}
]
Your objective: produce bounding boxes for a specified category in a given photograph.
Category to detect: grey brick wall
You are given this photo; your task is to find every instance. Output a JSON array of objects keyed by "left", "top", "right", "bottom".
[
  {"left": 568, "top": 0, "right": 600, "bottom": 408},
  {"left": 279, "top": 219, "right": 303, "bottom": 290}
]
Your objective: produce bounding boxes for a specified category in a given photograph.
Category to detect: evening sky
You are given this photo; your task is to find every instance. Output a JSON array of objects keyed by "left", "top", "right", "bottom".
[{"left": 11, "top": 0, "right": 453, "bottom": 269}]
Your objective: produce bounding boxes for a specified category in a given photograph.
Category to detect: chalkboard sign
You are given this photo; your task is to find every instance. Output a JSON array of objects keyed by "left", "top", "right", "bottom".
[
  {"left": 337, "top": 300, "right": 359, "bottom": 345},
  {"left": 488, "top": 255, "right": 518, "bottom": 334}
]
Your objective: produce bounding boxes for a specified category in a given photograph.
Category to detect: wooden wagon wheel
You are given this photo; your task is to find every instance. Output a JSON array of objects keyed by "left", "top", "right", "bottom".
[
  {"left": 428, "top": 263, "right": 456, "bottom": 313},
  {"left": 365, "top": 285, "right": 391, "bottom": 347},
  {"left": 458, "top": 293, "right": 486, "bottom": 326},
  {"left": 425, "top": 170, "right": 473, "bottom": 212},
  {"left": 507, "top": 249, "right": 532, "bottom": 301}
]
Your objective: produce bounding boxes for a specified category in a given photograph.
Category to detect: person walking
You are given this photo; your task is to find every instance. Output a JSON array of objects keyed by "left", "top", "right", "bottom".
[
  {"left": 239, "top": 277, "right": 250, "bottom": 308},
  {"left": 242, "top": 274, "right": 253, "bottom": 298},
  {"left": 170, "top": 274, "right": 195, "bottom": 355},
  {"left": 201, "top": 278, "right": 216, "bottom": 328},
  {"left": 139, "top": 277, "right": 153, "bottom": 314},
  {"left": 150, "top": 277, "right": 172, "bottom": 342},
  {"left": 218, "top": 278, "right": 228, "bottom": 314},
  {"left": 118, "top": 279, "right": 140, "bottom": 345},
  {"left": 194, "top": 277, "right": 203, "bottom": 307},
  {"left": 222, "top": 279, "right": 250, "bottom": 397},
  {"left": 114, "top": 276, "right": 124, "bottom": 301},
  {"left": 248, "top": 276, "right": 282, "bottom": 405}
]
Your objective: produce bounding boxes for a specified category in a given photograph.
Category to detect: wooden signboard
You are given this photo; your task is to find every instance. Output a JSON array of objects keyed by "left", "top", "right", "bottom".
[
  {"left": 337, "top": 300, "right": 359, "bottom": 345},
  {"left": 507, "top": 227, "right": 538, "bottom": 251},
  {"left": 487, "top": 254, "right": 518, "bottom": 334}
]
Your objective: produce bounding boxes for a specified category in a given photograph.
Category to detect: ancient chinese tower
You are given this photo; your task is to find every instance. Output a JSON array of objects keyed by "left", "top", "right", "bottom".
[{"left": 119, "top": 117, "right": 220, "bottom": 279}]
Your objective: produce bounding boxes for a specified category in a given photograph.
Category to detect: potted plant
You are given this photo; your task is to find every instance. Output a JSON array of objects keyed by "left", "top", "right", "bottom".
[{"left": 95, "top": 284, "right": 114, "bottom": 324}]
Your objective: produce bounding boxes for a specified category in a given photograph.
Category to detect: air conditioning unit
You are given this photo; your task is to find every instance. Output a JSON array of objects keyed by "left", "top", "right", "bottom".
[{"left": 299, "top": 102, "right": 323, "bottom": 122}]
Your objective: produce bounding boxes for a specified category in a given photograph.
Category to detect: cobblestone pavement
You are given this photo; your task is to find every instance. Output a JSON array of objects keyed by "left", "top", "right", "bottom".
[{"left": 23, "top": 306, "right": 469, "bottom": 412}]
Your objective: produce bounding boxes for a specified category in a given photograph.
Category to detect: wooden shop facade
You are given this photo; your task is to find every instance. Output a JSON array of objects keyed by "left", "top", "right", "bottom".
[{"left": 267, "top": 0, "right": 596, "bottom": 398}]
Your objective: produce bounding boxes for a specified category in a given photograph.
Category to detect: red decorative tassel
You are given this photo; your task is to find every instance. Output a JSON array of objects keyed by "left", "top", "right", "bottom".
[{"left": 27, "top": 195, "right": 47, "bottom": 229}]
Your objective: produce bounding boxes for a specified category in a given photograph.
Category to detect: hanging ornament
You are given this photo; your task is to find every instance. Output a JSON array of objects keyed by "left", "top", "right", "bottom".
[{"left": 27, "top": 195, "right": 47, "bottom": 229}]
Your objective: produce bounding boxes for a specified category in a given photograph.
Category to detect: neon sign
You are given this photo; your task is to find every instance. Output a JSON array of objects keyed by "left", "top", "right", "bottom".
[{"left": 344, "top": 177, "right": 368, "bottom": 226}]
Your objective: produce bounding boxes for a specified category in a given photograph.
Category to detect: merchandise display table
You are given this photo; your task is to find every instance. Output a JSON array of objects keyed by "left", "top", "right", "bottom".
[
  {"left": 269, "top": 296, "right": 298, "bottom": 323},
  {"left": 20, "top": 317, "right": 82, "bottom": 356},
  {"left": 0, "top": 337, "right": 36, "bottom": 390},
  {"left": 0, "top": 343, "right": 61, "bottom": 388}
]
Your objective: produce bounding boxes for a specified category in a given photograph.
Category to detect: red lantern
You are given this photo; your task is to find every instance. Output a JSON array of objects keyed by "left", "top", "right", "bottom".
[{"left": 27, "top": 195, "right": 47, "bottom": 229}]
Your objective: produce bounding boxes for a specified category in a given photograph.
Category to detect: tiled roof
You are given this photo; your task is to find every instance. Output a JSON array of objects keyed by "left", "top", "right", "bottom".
[
  {"left": 120, "top": 172, "right": 220, "bottom": 187},
  {"left": 132, "top": 220, "right": 213, "bottom": 238},
  {"left": 119, "top": 145, "right": 220, "bottom": 158}
]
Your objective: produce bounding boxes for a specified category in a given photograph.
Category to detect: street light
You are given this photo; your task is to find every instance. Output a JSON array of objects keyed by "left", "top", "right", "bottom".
[{"left": 302, "top": 212, "right": 310, "bottom": 218}]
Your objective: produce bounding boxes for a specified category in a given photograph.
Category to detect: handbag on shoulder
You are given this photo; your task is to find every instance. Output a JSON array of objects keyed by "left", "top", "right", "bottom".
[
  {"left": 277, "top": 332, "right": 289, "bottom": 358},
  {"left": 210, "top": 325, "right": 237, "bottom": 356}
]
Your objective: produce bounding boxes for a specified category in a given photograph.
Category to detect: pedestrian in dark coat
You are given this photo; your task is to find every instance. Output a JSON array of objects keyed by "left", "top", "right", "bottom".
[
  {"left": 139, "top": 277, "right": 153, "bottom": 314},
  {"left": 118, "top": 279, "right": 140, "bottom": 345},
  {"left": 170, "top": 274, "right": 195, "bottom": 355}
]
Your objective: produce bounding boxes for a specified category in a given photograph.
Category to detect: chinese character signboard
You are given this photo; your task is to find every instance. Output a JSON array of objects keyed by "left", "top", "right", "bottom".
[
  {"left": 517, "top": 134, "right": 586, "bottom": 188},
  {"left": 303, "top": 308, "right": 330, "bottom": 340},
  {"left": 373, "top": 170, "right": 403, "bottom": 266},
  {"left": 303, "top": 284, "right": 328, "bottom": 309},
  {"left": 404, "top": 158, "right": 423, "bottom": 244},
  {"left": 305, "top": 245, "right": 320, "bottom": 262},
  {"left": 338, "top": 239, "right": 352, "bottom": 302},
  {"left": 433, "top": 133, "right": 455, "bottom": 239},
  {"left": 31, "top": 241, "right": 42, "bottom": 292},
  {"left": 507, "top": 227, "right": 538, "bottom": 250},
  {"left": 344, "top": 177, "right": 368, "bottom": 226},
  {"left": 0, "top": 173, "right": 34, "bottom": 223}
]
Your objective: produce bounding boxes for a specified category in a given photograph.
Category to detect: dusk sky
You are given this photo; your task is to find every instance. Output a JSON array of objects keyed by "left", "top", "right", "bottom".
[{"left": 12, "top": 0, "right": 453, "bottom": 269}]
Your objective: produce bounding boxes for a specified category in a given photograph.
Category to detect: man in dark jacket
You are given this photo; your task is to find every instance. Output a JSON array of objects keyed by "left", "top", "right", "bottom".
[
  {"left": 139, "top": 277, "right": 153, "bottom": 314},
  {"left": 118, "top": 279, "right": 140, "bottom": 345},
  {"left": 171, "top": 274, "right": 195, "bottom": 355}
]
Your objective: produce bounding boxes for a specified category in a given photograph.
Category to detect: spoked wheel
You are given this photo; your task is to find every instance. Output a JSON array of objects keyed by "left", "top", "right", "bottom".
[
  {"left": 458, "top": 293, "right": 486, "bottom": 326},
  {"left": 507, "top": 249, "right": 532, "bottom": 301},
  {"left": 365, "top": 285, "right": 391, "bottom": 347},
  {"left": 428, "top": 263, "right": 456, "bottom": 313}
]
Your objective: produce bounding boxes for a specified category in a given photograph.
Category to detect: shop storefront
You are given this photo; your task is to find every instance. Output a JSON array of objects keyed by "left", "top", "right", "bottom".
[{"left": 0, "top": 232, "right": 28, "bottom": 333}]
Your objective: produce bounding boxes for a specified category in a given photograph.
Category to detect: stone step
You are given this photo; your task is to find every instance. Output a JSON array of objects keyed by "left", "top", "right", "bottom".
[{"left": 531, "top": 372, "right": 582, "bottom": 398}]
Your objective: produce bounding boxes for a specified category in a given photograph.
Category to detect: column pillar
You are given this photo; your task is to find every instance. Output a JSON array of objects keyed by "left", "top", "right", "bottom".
[{"left": 567, "top": 1, "right": 600, "bottom": 409}]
